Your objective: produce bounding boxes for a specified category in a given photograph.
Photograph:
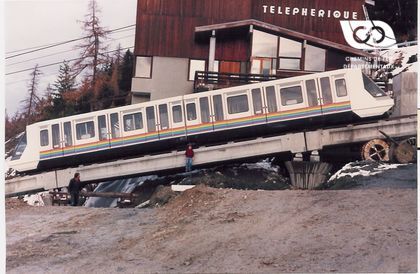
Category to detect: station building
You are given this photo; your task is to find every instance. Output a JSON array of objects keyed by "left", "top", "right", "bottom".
[{"left": 131, "top": 0, "right": 372, "bottom": 103}]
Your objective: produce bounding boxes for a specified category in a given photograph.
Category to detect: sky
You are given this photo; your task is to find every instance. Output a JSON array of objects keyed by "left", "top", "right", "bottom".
[{"left": 4, "top": 0, "right": 138, "bottom": 115}]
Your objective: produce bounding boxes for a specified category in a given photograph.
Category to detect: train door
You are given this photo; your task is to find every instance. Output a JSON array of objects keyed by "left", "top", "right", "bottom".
[
  {"left": 157, "top": 103, "right": 170, "bottom": 138},
  {"left": 98, "top": 115, "right": 110, "bottom": 148},
  {"left": 211, "top": 94, "right": 226, "bottom": 130},
  {"left": 51, "top": 123, "right": 63, "bottom": 156},
  {"left": 304, "top": 79, "right": 321, "bottom": 110},
  {"left": 145, "top": 106, "right": 159, "bottom": 141},
  {"left": 108, "top": 112, "right": 121, "bottom": 147},
  {"left": 251, "top": 87, "right": 265, "bottom": 124},
  {"left": 170, "top": 101, "right": 186, "bottom": 137},
  {"left": 198, "top": 96, "right": 213, "bottom": 131},
  {"left": 262, "top": 85, "right": 279, "bottom": 122},
  {"left": 61, "top": 121, "right": 75, "bottom": 155},
  {"left": 316, "top": 76, "right": 334, "bottom": 114},
  {"left": 184, "top": 98, "right": 201, "bottom": 134}
]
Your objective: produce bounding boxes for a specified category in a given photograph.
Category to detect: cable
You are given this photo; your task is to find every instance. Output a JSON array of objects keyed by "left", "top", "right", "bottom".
[
  {"left": 6, "top": 49, "right": 77, "bottom": 67},
  {"left": 6, "top": 33, "right": 135, "bottom": 67},
  {"left": 6, "top": 24, "right": 135, "bottom": 59},
  {"left": 5, "top": 46, "right": 134, "bottom": 76}
]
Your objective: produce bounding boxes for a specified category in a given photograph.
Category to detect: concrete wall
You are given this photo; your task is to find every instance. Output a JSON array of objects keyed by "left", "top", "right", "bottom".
[
  {"left": 392, "top": 72, "right": 418, "bottom": 117},
  {"left": 131, "top": 56, "right": 194, "bottom": 104}
]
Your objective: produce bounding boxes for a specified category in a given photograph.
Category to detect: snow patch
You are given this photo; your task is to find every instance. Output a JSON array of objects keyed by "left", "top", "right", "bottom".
[
  {"left": 241, "top": 158, "right": 279, "bottom": 173},
  {"left": 23, "top": 192, "right": 49, "bottom": 206},
  {"left": 329, "top": 161, "right": 407, "bottom": 182},
  {"left": 380, "top": 45, "right": 418, "bottom": 78}
]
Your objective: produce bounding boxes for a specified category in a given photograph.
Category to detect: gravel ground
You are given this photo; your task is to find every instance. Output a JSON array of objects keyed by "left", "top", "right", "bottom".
[{"left": 6, "top": 184, "right": 417, "bottom": 273}]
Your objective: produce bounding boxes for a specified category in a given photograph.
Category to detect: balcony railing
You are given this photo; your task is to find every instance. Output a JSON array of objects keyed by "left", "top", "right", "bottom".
[{"left": 193, "top": 71, "right": 281, "bottom": 93}]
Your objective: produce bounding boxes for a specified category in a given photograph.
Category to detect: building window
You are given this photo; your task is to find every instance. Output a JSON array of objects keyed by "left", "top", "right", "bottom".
[
  {"left": 40, "top": 130, "right": 49, "bottom": 147},
  {"left": 189, "top": 59, "right": 206, "bottom": 81},
  {"left": 76, "top": 121, "right": 95, "bottom": 140},
  {"left": 227, "top": 94, "right": 249, "bottom": 114},
  {"left": 135, "top": 56, "right": 152, "bottom": 78},
  {"left": 305, "top": 45, "right": 326, "bottom": 71},
  {"left": 123, "top": 113, "right": 143, "bottom": 132},
  {"left": 280, "top": 86, "right": 304, "bottom": 106},
  {"left": 278, "top": 37, "right": 302, "bottom": 70},
  {"left": 252, "top": 30, "right": 278, "bottom": 58}
]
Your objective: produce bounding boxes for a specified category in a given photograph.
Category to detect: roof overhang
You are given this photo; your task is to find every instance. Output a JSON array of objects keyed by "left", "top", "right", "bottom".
[{"left": 195, "top": 19, "right": 375, "bottom": 58}]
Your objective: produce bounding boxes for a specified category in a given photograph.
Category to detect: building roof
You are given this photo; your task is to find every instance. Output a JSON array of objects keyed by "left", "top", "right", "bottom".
[{"left": 195, "top": 19, "right": 373, "bottom": 58}]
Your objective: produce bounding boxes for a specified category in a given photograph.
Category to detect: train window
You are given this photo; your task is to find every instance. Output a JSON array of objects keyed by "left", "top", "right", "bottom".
[
  {"left": 213, "top": 95, "right": 224, "bottom": 121},
  {"left": 63, "top": 122, "right": 73, "bottom": 147},
  {"left": 305, "top": 80, "right": 318, "bottom": 107},
  {"left": 158, "top": 104, "right": 169, "bottom": 129},
  {"left": 172, "top": 105, "right": 183, "bottom": 123},
  {"left": 251, "top": 88, "right": 263, "bottom": 114},
  {"left": 320, "top": 77, "right": 333, "bottom": 104},
  {"left": 199, "top": 97, "right": 211, "bottom": 123},
  {"left": 146, "top": 107, "right": 156, "bottom": 132},
  {"left": 123, "top": 113, "right": 143, "bottom": 132},
  {"left": 280, "top": 86, "right": 303, "bottom": 106},
  {"left": 98, "top": 115, "right": 107, "bottom": 140},
  {"left": 265, "top": 86, "right": 278, "bottom": 113},
  {"left": 40, "top": 130, "right": 49, "bottom": 147},
  {"left": 363, "top": 74, "right": 387, "bottom": 97},
  {"left": 227, "top": 95, "right": 249, "bottom": 114},
  {"left": 52, "top": 124, "right": 60, "bottom": 148},
  {"left": 76, "top": 121, "right": 95, "bottom": 140},
  {"left": 186, "top": 103, "right": 197, "bottom": 121},
  {"left": 110, "top": 113, "right": 120, "bottom": 138},
  {"left": 11, "top": 133, "right": 26, "bottom": 160},
  {"left": 335, "top": 79, "right": 348, "bottom": 97}
]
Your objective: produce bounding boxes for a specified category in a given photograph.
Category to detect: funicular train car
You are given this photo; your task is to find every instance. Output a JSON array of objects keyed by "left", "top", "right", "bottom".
[{"left": 9, "top": 69, "right": 394, "bottom": 173}]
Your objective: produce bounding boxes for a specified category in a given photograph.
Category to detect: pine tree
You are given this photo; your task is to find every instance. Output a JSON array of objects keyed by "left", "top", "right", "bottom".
[
  {"left": 54, "top": 61, "right": 76, "bottom": 94},
  {"left": 21, "top": 65, "right": 42, "bottom": 125},
  {"left": 115, "top": 49, "right": 134, "bottom": 106},
  {"left": 109, "top": 45, "right": 123, "bottom": 106},
  {"left": 73, "top": 0, "right": 109, "bottom": 111},
  {"left": 50, "top": 61, "right": 77, "bottom": 117}
]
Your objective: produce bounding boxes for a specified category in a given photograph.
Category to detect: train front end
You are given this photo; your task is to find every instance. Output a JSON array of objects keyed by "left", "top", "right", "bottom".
[{"left": 349, "top": 70, "right": 395, "bottom": 118}]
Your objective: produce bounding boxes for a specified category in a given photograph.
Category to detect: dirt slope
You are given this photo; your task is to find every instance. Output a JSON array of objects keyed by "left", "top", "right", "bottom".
[{"left": 6, "top": 186, "right": 417, "bottom": 273}]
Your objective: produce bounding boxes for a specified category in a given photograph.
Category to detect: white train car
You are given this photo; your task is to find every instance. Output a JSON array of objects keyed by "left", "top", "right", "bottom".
[{"left": 9, "top": 69, "right": 394, "bottom": 173}]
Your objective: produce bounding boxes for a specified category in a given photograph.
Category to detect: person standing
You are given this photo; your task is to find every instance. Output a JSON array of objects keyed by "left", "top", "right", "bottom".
[
  {"left": 68, "top": 172, "right": 82, "bottom": 206},
  {"left": 185, "top": 144, "right": 194, "bottom": 172}
]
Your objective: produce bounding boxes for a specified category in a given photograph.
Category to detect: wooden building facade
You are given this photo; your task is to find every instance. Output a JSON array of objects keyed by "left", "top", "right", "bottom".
[{"left": 132, "top": 0, "right": 370, "bottom": 103}]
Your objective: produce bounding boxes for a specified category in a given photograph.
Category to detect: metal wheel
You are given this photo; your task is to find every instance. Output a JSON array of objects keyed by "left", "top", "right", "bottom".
[
  {"left": 361, "top": 139, "right": 390, "bottom": 162},
  {"left": 390, "top": 137, "right": 417, "bottom": 164}
]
